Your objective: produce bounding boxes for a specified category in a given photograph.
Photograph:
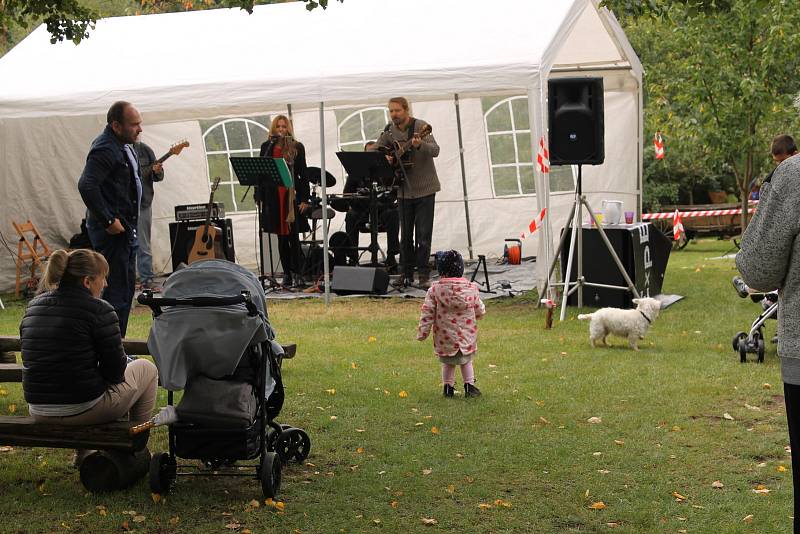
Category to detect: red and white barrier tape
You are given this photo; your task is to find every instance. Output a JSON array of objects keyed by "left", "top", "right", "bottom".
[{"left": 643, "top": 201, "right": 758, "bottom": 221}]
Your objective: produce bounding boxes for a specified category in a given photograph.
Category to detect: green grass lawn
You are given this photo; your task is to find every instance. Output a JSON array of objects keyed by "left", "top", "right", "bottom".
[{"left": 0, "top": 239, "right": 792, "bottom": 533}]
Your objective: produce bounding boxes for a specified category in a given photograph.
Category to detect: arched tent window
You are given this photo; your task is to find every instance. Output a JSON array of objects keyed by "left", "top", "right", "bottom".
[
  {"left": 200, "top": 116, "right": 270, "bottom": 212},
  {"left": 482, "top": 96, "right": 574, "bottom": 196},
  {"left": 337, "top": 107, "right": 391, "bottom": 151}
]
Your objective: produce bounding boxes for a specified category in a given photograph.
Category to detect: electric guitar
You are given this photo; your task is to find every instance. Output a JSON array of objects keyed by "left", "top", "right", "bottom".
[
  {"left": 141, "top": 140, "right": 190, "bottom": 176},
  {"left": 187, "top": 177, "right": 225, "bottom": 264}
]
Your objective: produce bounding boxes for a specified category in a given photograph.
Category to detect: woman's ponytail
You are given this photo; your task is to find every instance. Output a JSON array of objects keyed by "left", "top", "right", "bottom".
[{"left": 37, "top": 249, "right": 109, "bottom": 294}]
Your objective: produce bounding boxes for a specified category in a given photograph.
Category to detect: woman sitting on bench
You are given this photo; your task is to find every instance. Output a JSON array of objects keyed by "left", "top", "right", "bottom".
[{"left": 19, "top": 249, "right": 158, "bottom": 430}]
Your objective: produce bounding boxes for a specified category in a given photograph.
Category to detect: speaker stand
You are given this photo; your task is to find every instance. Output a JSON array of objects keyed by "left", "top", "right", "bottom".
[
  {"left": 469, "top": 254, "right": 496, "bottom": 294},
  {"left": 540, "top": 165, "right": 640, "bottom": 321}
]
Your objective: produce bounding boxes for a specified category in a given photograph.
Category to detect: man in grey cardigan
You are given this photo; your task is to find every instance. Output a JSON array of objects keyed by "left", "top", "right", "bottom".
[
  {"left": 373, "top": 97, "right": 440, "bottom": 288},
  {"left": 736, "top": 149, "right": 800, "bottom": 531},
  {"left": 134, "top": 141, "right": 164, "bottom": 290}
]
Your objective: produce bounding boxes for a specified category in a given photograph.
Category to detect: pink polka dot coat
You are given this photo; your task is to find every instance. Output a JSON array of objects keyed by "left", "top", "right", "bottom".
[{"left": 416, "top": 277, "right": 486, "bottom": 357}]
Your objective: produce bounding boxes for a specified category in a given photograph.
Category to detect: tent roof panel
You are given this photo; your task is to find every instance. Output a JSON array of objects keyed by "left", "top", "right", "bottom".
[{"left": 0, "top": 0, "right": 637, "bottom": 118}]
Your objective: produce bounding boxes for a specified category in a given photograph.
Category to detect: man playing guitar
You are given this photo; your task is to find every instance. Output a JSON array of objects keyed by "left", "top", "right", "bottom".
[{"left": 371, "top": 97, "right": 440, "bottom": 288}]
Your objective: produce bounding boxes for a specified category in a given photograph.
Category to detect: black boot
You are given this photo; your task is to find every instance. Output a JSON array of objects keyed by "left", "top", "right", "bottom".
[
  {"left": 464, "top": 383, "right": 481, "bottom": 398},
  {"left": 443, "top": 384, "right": 455, "bottom": 398}
]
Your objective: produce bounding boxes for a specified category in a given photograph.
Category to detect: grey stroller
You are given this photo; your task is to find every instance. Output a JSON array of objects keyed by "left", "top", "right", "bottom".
[{"left": 138, "top": 260, "right": 310, "bottom": 497}]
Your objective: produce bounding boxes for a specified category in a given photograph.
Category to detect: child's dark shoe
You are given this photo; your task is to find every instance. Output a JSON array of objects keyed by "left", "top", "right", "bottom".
[
  {"left": 443, "top": 384, "right": 455, "bottom": 398},
  {"left": 464, "top": 383, "right": 481, "bottom": 398}
]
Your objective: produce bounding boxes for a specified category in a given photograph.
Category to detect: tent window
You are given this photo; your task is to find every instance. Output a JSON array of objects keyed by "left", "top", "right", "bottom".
[
  {"left": 483, "top": 96, "right": 573, "bottom": 196},
  {"left": 201, "top": 116, "right": 270, "bottom": 213},
  {"left": 336, "top": 107, "right": 391, "bottom": 152}
]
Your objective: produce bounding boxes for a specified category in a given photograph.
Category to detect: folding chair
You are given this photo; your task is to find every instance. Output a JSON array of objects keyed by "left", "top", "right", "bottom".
[{"left": 12, "top": 220, "right": 52, "bottom": 297}]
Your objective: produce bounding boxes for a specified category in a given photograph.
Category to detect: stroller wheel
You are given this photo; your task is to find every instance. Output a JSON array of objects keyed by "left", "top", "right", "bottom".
[
  {"left": 149, "top": 452, "right": 176, "bottom": 495},
  {"left": 260, "top": 451, "right": 281, "bottom": 498},
  {"left": 276, "top": 428, "right": 312, "bottom": 464},
  {"left": 757, "top": 338, "right": 765, "bottom": 363},
  {"left": 732, "top": 331, "right": 748, "bottom": 352}
]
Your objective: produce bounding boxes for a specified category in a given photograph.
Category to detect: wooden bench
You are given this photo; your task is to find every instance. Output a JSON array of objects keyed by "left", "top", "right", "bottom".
[{"left": 0, "top": 416, "right": 151, "bottom": 492}]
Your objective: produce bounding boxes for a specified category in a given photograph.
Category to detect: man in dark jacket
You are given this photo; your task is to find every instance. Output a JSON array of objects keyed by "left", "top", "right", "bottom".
[
  {"left": 134, "top": 142, "right": 164, "bottom": 290},
  {"left": 78, "top": 101, "right": 143, "bottom": 337}
]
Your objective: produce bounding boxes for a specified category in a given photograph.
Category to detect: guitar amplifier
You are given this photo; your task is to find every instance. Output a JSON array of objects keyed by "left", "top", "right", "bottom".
[
  {"left": 169, "top": 219, "right": 235, "bottom": 270},
  {"left": 174, "top": 202, "right": 226, "bottom": 222}
]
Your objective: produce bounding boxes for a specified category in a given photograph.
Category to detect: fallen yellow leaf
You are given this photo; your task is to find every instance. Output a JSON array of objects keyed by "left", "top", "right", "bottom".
[
  {"left": 778, "top": 465, "right": 787, "bottom": 473},
  {"left": 589, "top": 501, "right": 606, "bottom": 510},
  {"left": 0, "top": 388, "right": 7, "bottom": 396},
  {"left": 422, "top": 468, "right": 432, "bottom": 475},
  {"left": 421, "top": 517, "right": 438, "bottom": 525},
  {"left": 390, "top": 501, "right": 398, "bottom": 509},
  {"left": 7, "top": 404, "right": 16, "bottom": 414},
  {"left": 368, "top": 336, "right": 377, "bottom": 343},
  {"left": 446, "top": 484, "right": 455, "bottom": 494},
  {"left": 431, "top": 427, "right": 440, "bottom": 435},
  {"left": 248, "top": 499, "right": 260, "bottom": 508},
  {"left": 169, "top": 516, "right": 179, "bottom": 525},
  {"left": 614, "top": 440, "right": 625, "bottom": 446},
  {"left": 711, "top": 480, "right": 724, "bottom": 489},
  {"left": 494, "top": 499, "right": 512, "bottom": 508},
  {"left": 325, "top": 388, "right": 336, "bottom": 395},
  {"left": 351, "top": 362, "right": 358, "bottom": 369},
  {"left": 275, "top": 501, "right": 285, "bottom": 511},
  {"left": 743, "top": 514, "right": 754, "bottom": 523},
  {"left": 477, "top": 503, "right": 492, "bottom": 510},
  {"left": 672, "top": 492, "right": 687, "bottom": 501},
  {"left": 151, "top": 493, "right": 162, "bottom": 504},
  {"left": 398, "top": 391, "right": 409, "bottom": 398},
  {"left": 356, "top": 447, "right": 365, "bottom": 454},
  {"left": 132, "top": 515, "right": 145, "bottom": 523}
]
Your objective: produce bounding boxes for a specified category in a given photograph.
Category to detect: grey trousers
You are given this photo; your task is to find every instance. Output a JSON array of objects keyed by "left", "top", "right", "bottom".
[{"left": 136, "top": 205, "right": 154, "bottom": 282}]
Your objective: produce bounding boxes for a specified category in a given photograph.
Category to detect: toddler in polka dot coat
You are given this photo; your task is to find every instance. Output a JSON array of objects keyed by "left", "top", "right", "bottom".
[{"left": 417, "top": 250, "right": 486, "bottom": 398}]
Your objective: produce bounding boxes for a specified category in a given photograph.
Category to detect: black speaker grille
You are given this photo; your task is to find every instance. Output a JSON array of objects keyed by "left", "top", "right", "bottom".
[{"left": 548, "top": 77, "right": 605, "bottom": 165}]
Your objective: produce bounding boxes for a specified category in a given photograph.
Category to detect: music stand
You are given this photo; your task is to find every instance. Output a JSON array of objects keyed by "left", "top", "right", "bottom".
[
  {"left": 336, "top": 151, "right": 396, "bottom": 188},
  {"left": 230, "top": 157, "right": 292, "bottom": 291},
  {"left": 336, "top": 152, "right": 396, "bottom": 266}
]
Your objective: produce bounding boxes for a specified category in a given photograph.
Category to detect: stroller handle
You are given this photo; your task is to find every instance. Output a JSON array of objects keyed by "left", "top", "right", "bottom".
[{"left": 138, "top": 290, "right": 259, "bottom": 317}]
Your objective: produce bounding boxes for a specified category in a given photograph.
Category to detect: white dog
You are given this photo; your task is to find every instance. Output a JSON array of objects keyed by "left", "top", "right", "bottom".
[{"left": 577, "top": 297, "right": 662, "bottom": 350}]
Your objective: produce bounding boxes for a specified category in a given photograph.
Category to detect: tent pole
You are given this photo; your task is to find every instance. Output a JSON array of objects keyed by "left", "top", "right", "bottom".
[
  {"left": 454, "top": 94, "right": 474, "bottom": 260},
  {"left": 319, "top": 102, "right": 331, "bottom": 305}
]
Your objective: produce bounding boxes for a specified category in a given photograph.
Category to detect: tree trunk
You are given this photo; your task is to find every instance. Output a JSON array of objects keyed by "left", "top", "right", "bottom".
[{"left": 740, "top": 193, "right": 749, "bottom": 236}]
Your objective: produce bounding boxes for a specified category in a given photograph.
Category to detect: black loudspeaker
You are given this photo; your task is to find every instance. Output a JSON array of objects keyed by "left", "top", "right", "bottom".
[
  {"left": 560, "top": 223, "right": 671, "bottom": 308},
  {"left": 548, "top": 77, "right": 605, "bottom": 165},
  {"left": 331, "top": 266, "right": 389, "bottom": 295},
  {"left": 168, "top": 219, "right": 236, "bottom": 271}
]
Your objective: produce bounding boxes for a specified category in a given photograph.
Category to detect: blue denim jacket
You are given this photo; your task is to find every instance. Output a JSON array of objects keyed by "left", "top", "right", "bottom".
[{"left": 78, "top": 125, "right": 140, "bottom": 232}]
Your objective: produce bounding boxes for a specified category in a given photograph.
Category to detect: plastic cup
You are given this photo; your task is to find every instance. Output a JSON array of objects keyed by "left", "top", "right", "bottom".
[
  {"left": 624, "top": 211, "right": 634, "bottom": 224},
  {"left": 592, "top": 213, "right": 604, "bottom": 227}
]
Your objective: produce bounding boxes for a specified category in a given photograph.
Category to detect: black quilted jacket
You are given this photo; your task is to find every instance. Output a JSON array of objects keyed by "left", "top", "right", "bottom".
[{"left": 19, "top": 284, "right": 127, "bottom": 405}]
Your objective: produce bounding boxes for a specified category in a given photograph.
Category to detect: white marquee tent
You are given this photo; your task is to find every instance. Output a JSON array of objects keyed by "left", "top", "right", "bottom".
[{"left": 0, "top": 0, "right": 643, "bottom": 296}]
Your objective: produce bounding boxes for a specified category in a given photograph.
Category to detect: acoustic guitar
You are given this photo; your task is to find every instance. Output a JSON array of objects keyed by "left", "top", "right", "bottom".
[
  {"left": 382, "top": 124, "right": 433, "bottom": 168},
  {"left": 187, "top": 177, "right": 225, "bottom": 264}
]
